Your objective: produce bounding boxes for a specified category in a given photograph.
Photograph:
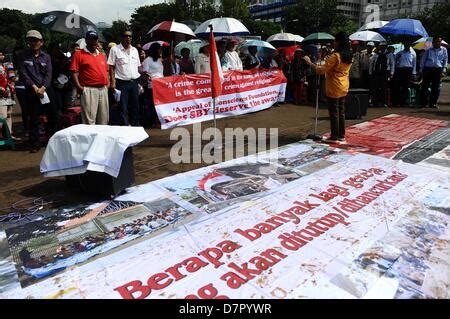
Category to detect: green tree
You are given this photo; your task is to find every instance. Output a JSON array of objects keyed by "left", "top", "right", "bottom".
[
  {"left": 410, "top": 3, "right": 450, "bottom": 41},
  {"left": 330, "top": 15, "right": 358, "bottom": 35},
  {"left": 0, "top": 36, "right": 17, "bottom": 54},
  {"left": 220, "top": 0, "right": 250, "bottom": 21},
  {"left": 129, "top": 3, "right": 183, "bottom": 43},
  {"left": 0, "top": 8, "right": 32, "bottom": 52},
  {"left": 102, "top": 20, "right": 130, "bottom": 44},
  {"left": 284, "top": 0, "right": 346, "bottom": 36},
  {"left": 245, "top": 20, "right": 281, "bottom": 41}
]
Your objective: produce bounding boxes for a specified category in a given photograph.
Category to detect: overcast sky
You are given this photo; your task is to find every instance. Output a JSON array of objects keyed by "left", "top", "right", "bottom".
[{"left": 1, "top": 0, "right": 163, "bottom": 23}]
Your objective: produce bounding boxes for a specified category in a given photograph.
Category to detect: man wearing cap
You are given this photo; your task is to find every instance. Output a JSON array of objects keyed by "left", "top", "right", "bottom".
[
  {"left": 19, "top": 30, "right": 57, "bottom": 153},
  {"left": 419, "top": 36, "right": 448, "bottom": 109},
  {"left": 70, "top": 30, "right": 109, "bottom": 125},
  {"left": 108, "top": 30, "right": 141, "bottom": 126}
]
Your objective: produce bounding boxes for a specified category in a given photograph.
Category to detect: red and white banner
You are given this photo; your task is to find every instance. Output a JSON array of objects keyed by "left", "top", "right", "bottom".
[{"left": 152, "top": 69, "right": 287, "bottom": 129}]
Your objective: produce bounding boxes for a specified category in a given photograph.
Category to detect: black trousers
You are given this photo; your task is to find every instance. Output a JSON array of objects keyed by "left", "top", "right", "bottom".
[
  {"left": 15, "top": 88, "right": 29, "bottom": 132},
  {"left": 393, "top": 67, "right": 413, "bottom": 106},
  {"left": 373, "top": 71, "right": 390, "bottom": 107},
  {"left": 421, "top": 67, "right": 442, "bottom": 107},
  {"left": 327, "top": 97, "right": 346, "bottom": 139},
  {"left": 25, "top": 87, "right": 58, "bottom": 146},
  {"left": 142, "top": 88, "right": 158, "bottom": 127},
  {"left": 116, "top": 79, "right": 140, "bottom": 126}
]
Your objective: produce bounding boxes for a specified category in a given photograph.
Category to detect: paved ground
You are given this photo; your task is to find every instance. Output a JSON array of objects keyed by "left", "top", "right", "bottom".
[{"left": 0, "top": 82, "right": 449, "bottom": 212}]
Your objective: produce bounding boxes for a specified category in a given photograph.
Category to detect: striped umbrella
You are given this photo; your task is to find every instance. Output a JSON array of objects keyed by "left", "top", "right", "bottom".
[
  {"left": 148, "top": 20, "right": 196, "bottom": 42},
  {"left": 413, "top": 37, "right": 448, "bottom": 50}
]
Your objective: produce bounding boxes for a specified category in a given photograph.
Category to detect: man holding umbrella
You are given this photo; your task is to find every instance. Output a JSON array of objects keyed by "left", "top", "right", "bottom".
[
  {"left": 108, "top": 30, "right": 141, "bottom": 126},
  {"left": 419, "top": 36, "right": 448, "bottom": 109}
]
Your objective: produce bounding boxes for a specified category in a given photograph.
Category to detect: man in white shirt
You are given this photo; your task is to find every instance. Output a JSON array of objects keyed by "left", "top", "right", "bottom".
[
  {"left": 392, "top": 42, "right": 416, "bottom": 107},
  {"left": 108, "top": 30, "right": 141, "bottom": 126}
]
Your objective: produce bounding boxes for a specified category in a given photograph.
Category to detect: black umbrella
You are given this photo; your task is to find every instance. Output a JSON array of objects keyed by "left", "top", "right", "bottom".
[{"left": 36, "top": 11, "right": 105, "bottom": 42}]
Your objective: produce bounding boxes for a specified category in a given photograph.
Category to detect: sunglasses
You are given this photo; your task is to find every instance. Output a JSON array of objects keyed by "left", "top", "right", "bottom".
[{"left": 122, "top": 34, "right": 133, "bottom": 38}]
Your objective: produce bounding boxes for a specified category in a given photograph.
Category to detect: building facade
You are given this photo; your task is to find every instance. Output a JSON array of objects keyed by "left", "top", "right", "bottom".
[
  {"left": 248, "top": 0, "right": 447, "bottom": 26},
  {"left": 360, "top": 0, "right": 447, "bottom": 24}
]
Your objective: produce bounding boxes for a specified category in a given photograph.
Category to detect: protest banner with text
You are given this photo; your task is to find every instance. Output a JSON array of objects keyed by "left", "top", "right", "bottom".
[{"left": 152, "top": 69, "right": 287, "bottom": 129}]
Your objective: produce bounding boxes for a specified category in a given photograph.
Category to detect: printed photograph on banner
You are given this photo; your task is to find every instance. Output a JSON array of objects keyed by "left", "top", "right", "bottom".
[
  {"left": 418, "top": 145, "right": 450, "bottom": 173},
  {"left": 330, "top": 208, "right": 450, "bottom": 299},
  {"left": 393, "top": 128, "right": 450, "bottom": 165},
  {"left": 257, "top": 141, "right": 342, "bottom": 174},
  {"left": 156, "top": 156, "right": 302, "bottom": 214},
  {"left": 4, "top": 197, "right": 196, "bottom": 288},
  {"left": 0, "top": 231, "right": 21, "bottom": 294}
]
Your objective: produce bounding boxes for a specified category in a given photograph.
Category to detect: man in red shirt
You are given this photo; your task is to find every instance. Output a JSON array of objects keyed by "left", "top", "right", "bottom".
[{"left": 71, "top": 31, "right": 109, "bottom": 125}]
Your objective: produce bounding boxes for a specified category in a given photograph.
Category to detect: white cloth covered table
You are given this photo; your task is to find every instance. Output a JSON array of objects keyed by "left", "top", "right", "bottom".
[{"left": 40, "top": 125, "right": 149, "bottom": 178}]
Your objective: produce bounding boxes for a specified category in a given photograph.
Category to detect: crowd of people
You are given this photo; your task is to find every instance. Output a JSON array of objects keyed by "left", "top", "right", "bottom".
[
  {"left": 0, "top": 28, "right": 447, "bottom": 152},
  {"left": 18, "top": 208, "right": 184, "bottom": 269}
]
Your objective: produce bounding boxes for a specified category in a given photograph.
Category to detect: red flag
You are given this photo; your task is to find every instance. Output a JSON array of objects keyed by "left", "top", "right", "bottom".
[{"left": 209, "top": 26, "right": 224, "bottom": 99}]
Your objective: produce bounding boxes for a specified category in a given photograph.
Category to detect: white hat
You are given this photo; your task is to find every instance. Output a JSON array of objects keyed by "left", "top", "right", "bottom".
[
  {"left": 26, "top": 30, "right": 43, "bottom": 40},
  {"left": 367, "top": 41, "right": 375, "bottom": 46}
]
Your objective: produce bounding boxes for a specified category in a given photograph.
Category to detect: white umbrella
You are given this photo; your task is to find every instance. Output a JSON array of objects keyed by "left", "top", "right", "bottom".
[
  {"left": 175, "top": 39, "right": 202, "bottom": 59},
  {"left": 240, "top": 39, "right": 276, "bottom": 56},
  {"left": 267, "top": 32, "right": 298, "bottom": 43},
  {"left": 350, "top": 31, "right": 386, "bottom": 42},
  {"left": 358, "top": 20, "right": 389, "bottom": 31},
  {"left": 294, "top": 34, "right": 304, "bottom": 43},
  {"left": 195, "top": 17, "right": 250, "bottom": 38}
]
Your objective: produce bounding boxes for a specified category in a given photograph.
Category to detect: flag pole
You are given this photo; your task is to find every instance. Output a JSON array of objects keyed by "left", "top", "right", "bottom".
[{"left": 209, "top": 24, "right": 220, "bottom": 150}]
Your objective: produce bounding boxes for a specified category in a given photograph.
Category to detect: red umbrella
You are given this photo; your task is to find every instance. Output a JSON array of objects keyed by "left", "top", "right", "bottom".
[
  {"left": 277, "top": 45, "right": 300, "bottom": 62},
  {"left": 148, "top": 20, "right": 196, "bottom": 43}
]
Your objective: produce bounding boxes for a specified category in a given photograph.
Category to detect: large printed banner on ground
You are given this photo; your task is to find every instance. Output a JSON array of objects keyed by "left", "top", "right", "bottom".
[
  {"left": 1, "top": 116, "right": 450, "bottom": 299},
  {"left": 152, "top": 69, "right": 287, "bottom": 129},
  {"left": 1, "top": 149, "right": 449, "bottom": 298}
]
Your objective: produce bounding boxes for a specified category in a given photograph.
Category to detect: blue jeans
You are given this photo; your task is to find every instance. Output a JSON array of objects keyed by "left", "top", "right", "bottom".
[{"left": 116, "top": 79, "right": 140, "bottom": 126}]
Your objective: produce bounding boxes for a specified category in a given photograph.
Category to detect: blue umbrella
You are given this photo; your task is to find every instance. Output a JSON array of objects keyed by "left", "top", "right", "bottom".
[
  {"left": 379, "top": 19, "right": 428, "bottom": 38},
  {"left": 241, "top": 40, "right": 276, "bottom": 56}
]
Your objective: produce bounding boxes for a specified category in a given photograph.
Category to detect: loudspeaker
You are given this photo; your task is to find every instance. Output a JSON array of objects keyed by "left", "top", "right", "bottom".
[
  {"left": 345, "top": 89, "right": 369, "bottom": 119},
  {"left": 66, "top": 148, "right": 135, "bottom": 197}
]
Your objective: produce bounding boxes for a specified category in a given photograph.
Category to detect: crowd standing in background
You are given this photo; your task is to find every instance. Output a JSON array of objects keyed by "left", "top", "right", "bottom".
[{"left": 0, "top": 29, "right": 448, "bottom": 152}]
